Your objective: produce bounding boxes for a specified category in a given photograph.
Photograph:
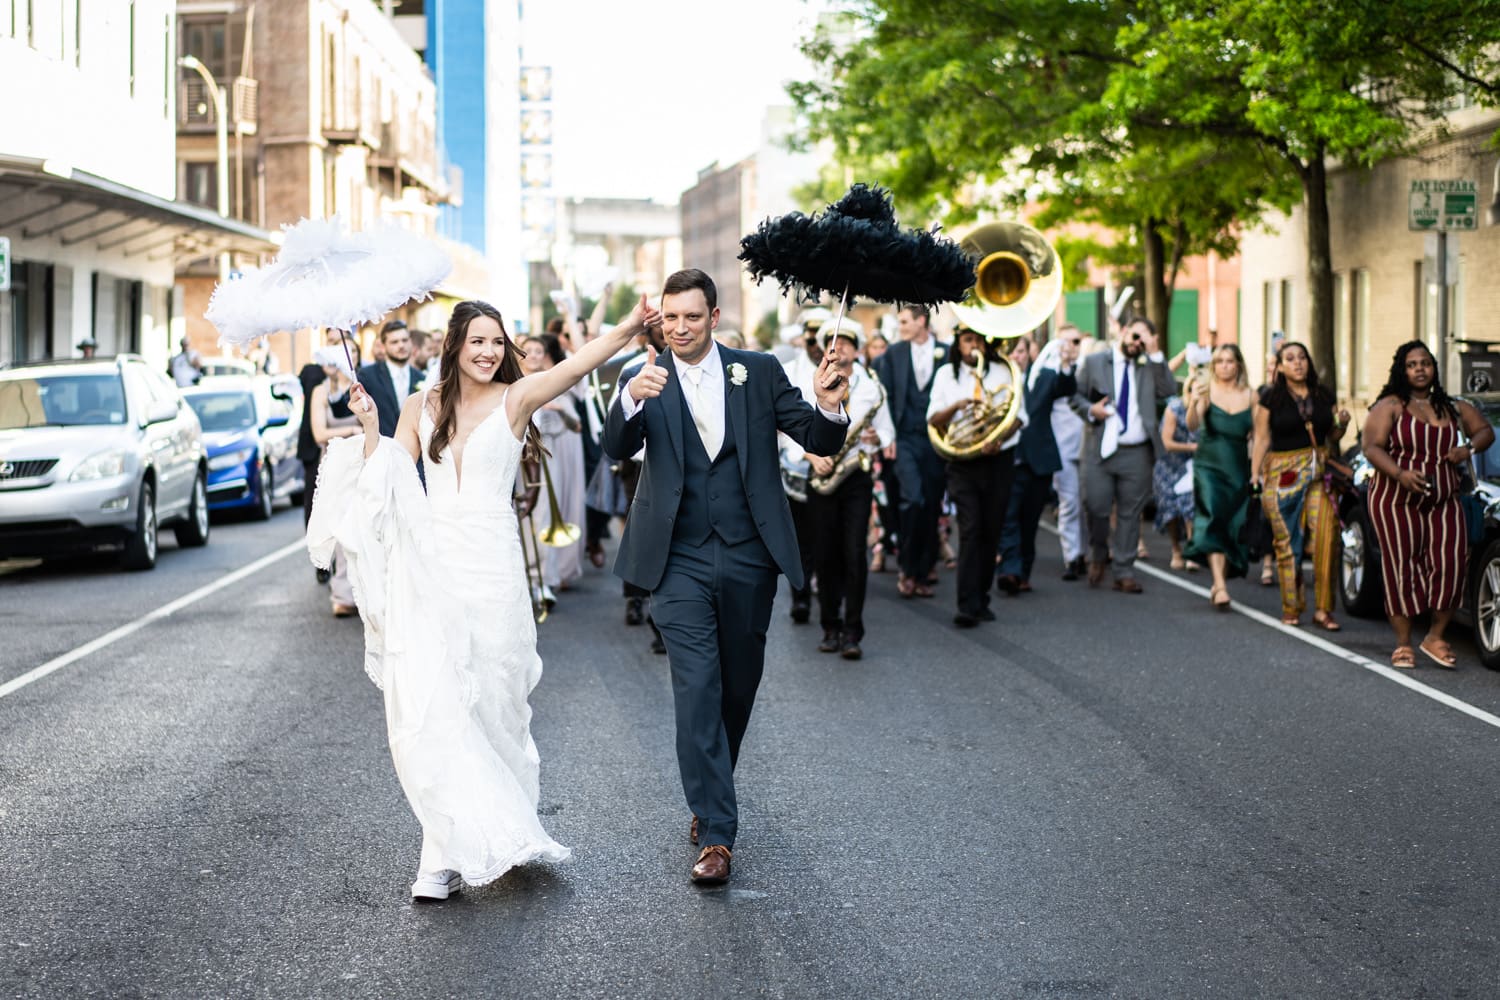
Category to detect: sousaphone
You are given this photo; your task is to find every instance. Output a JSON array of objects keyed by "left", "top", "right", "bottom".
[{"left": 928, "top": 221, "right": 1063, "bottom": 461}]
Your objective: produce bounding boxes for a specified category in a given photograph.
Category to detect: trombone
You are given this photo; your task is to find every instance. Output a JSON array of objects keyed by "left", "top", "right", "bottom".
[{"left": 515, "top": 455, "right": 551, "bottom": 623}]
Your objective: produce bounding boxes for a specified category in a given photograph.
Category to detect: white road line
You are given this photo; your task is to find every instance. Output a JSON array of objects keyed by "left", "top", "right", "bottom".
[
  {"left": 0, "top": 539, "right": 307, "bottom": 702},
  {"left": 1042, "top": 523, "right": 1500, "bottom": 730},
  {"left": 1137, "top": 552, "right": 1500, "bottom": 730}
]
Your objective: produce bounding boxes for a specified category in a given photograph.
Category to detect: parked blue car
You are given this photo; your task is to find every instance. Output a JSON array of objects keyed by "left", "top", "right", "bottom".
[{"left": 181, "top": 377, "right": 305, "bottom": 520}]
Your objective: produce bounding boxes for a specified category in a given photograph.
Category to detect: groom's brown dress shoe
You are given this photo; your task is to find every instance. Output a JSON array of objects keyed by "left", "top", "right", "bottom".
[
  {"left": 689, "top": 815, "right": 698, "bottom": 845},
  {"left": 691, "top": 845, "right": 731, "bottom": 885}
]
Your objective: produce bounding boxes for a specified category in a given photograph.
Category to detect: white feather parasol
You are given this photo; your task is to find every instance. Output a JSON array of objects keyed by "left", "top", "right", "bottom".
[{"left": 205, "top": 215, "right": 452, "bottom": 348}]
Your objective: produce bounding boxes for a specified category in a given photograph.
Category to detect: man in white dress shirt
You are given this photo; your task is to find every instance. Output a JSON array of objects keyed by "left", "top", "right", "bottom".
[
  {"left": 927, "top": 328, "right": 1028, "bottom": 627},
  {"left": 785, "top": 324, "right": 896, "bottom": 659}
]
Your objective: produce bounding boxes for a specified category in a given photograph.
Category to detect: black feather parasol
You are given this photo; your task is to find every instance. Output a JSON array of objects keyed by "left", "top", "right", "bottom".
[{"left": 738, "top": 184, "right": 975, "bottom": 305}]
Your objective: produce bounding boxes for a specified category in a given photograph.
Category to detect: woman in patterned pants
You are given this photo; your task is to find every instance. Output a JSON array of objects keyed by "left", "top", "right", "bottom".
[
  {"left": 1251, "top": 342, "right": 1350, "bottom": 629},
  {"left": 1363, "top": 342, "right": 1492, "bottom": 668}
]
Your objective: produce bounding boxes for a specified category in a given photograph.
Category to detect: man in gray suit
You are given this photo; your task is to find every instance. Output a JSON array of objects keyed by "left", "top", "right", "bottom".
[
  {"left": 602, "top": 268, "right": 848, "bottom": 885},
  {"left": 1070, "top": 317, "right": 1178, "bottom": 592}
]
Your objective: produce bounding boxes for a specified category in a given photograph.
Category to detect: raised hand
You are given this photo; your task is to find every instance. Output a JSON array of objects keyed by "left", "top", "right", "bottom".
[
  {"left": 813, "top": 347, "right": 847, "bottom": 412},
  {"left": 627, "top": 345, "right": 669, "bottom": 402},
  {"left": 349, "top": 382, "right": 379, "bottom": 434},
  {"left": 619, "top": 294, "right": 662, "bottom": 338}
]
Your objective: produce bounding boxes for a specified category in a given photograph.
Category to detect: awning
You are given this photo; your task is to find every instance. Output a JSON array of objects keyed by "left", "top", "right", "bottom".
[{"left": 0, "top": 156, "right": 278, "bottom": 265}]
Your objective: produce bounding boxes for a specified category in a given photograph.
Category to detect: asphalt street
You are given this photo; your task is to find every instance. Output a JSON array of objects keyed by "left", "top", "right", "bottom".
[{"left": 3, "top": 503, "right": 1500, "bottom": 998}]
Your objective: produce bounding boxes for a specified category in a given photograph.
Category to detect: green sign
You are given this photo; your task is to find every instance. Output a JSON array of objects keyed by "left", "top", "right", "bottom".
[
  {"left": 0, "top": 236, "right": 9, "bottom": 293},
  {"left": 1410, "top": 178, "right": 1478, "bottom": 231}
]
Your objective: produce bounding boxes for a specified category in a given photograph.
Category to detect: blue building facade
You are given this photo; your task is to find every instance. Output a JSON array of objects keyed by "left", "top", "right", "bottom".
[{"left": 428, "top": 0, "right": 487, "bottom": 252}]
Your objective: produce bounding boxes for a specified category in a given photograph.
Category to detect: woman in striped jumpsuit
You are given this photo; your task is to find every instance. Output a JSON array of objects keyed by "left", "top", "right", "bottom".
[{"left": 1364, "top": 341, "right": 1493, "bottom": 668}]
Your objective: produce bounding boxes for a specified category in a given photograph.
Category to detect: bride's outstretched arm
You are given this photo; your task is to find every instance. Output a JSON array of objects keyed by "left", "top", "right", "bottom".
[{"left": 507, "top": 294, "right": 660, "bottom": 429}]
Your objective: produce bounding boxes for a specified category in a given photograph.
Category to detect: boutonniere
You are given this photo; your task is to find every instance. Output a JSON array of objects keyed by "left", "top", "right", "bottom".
[
  {"left": 728, "top": 362, "right": 748, "bottom": 386},
  {"left": 933, "top": 347, "right": 944, "bottom": 361}
]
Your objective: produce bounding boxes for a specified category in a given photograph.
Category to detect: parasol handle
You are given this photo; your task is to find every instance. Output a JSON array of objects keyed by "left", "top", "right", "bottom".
[{"left": 337, "top": 329, "right": 358, "bottom": 381}]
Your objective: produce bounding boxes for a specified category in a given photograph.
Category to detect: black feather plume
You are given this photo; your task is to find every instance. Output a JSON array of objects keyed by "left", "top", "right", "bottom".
[{"left": 738, "top": 184, "right": 975, "bottom": 305}]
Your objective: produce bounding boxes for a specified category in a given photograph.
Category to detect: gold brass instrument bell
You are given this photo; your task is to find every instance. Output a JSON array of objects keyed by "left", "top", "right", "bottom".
[
  {"left": 536, "top": 448, "right": 582, "bottom": 547},
  {"left": 928, "top": 220, "right": 1063, "bottom": 461}
]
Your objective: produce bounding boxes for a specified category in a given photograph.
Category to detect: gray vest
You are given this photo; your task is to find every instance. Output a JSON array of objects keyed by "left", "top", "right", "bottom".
[{"left": 672, "top": 387, "right": 756, "bottom": 549}]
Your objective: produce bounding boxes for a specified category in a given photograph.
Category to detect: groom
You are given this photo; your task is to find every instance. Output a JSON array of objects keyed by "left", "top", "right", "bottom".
[{"left": 603, "top": 268, "right": 849, "bottom": 884}]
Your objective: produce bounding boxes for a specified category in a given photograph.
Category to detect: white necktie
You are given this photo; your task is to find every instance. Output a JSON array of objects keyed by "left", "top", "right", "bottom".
[
  {"left": 683, "top": 367, "right": 722, "bottom": 459},
  {"left": 914, "top": 345, "right": 930, "bottom": 388}
]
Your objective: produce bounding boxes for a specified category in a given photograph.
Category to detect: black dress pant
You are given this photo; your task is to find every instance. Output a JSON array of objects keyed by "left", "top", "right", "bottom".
[
  {"left": 301, "top": 458, "right": 320, "bottom": 526},
  {"left": 807, "top": 468, "right": 874, "bottom": 639},
  {"left": 651, "top": 535, "right": 779, "bottom": 849},
  {"left": 893, "top": 433, "right": 946, "bottom": 581},
  {"left": 788, "top": 496, "right": 818, "bottom": 606},
  {"left": 946, "top": 451, "right": 1016, "bottom": 616}
]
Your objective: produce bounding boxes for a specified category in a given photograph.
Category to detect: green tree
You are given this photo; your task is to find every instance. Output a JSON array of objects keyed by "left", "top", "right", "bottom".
[
  {"left": 1106, "top": 0, "right": 1500, "bottom": 379},
  {"left": 793, "top": 0, "right": 1500, "bottom": 380},
  {"left": 790, "top": 1, "right": 1291, "bottom": 337}
]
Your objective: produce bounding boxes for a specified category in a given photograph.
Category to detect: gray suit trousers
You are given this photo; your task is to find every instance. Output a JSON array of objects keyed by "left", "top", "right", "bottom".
[{"left": 1082, "top": 443, "right": 1154, "bottom": 578}]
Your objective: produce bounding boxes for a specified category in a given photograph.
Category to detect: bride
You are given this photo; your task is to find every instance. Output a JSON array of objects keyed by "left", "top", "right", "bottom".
[{"left": 307, "top": 295, "right": 660, "bottom": 901}]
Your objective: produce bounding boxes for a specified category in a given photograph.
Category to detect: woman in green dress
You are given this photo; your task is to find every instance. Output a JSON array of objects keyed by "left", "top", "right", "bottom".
[{"left": 1183, "top": 345, "right": 1255, "bottom": 610}]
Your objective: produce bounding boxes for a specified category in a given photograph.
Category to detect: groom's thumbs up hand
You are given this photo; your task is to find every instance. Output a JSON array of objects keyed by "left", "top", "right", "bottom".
[{"left": 628, "top": 344, "right": 669, "bottom": 403}]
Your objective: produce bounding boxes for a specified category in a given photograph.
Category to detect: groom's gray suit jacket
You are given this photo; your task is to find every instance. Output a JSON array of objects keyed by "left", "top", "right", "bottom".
[{"left": 601, "top": 346, "right": 846, "bottom": 592}]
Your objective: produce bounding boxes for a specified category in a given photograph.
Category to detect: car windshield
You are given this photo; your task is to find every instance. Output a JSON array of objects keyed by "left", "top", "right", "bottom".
[
  {"left": 0, "top": 373, "right": 128, "bottom": 429},
  {"left": 186, "top": 391, "right": 258, "bottom": 432}
]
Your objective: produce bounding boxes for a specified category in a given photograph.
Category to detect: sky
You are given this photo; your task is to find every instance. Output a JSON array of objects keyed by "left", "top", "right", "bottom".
[{"left": 520, "top": 0, "right": 830, "bottom": 204}]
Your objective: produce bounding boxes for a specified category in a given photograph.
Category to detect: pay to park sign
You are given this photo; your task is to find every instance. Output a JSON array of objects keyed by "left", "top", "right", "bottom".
[{"left": 1409, "top": 178, "right": 1478, "bottom": 231}]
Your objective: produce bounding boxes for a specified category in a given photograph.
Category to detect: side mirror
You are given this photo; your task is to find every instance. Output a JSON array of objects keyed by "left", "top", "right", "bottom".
[
  {"left": 263, "top": 415, "right": 289, "bottom": 429},
  {"left": 146, "top": 400, "right": 179, "bottom": 425}
]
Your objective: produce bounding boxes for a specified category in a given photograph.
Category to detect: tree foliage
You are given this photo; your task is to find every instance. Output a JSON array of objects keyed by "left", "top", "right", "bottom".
[{"left": 793, "top": 0, "right": 1500, "bottom": 375}]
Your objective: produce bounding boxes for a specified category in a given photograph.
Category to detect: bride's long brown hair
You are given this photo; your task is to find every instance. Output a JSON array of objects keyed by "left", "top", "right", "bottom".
[{"left": 427, "top": 300, "right": 542, "bottom": 465}]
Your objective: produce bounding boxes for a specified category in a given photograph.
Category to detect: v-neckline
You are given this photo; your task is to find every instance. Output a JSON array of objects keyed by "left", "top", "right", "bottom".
[{"left": 426, "top": 396, "right": 510, "bottom": 494}]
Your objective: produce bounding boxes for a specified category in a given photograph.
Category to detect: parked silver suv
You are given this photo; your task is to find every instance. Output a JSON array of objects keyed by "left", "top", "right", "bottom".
[{"left": 0, "top": 356, "right": 210, "bottom": 569}]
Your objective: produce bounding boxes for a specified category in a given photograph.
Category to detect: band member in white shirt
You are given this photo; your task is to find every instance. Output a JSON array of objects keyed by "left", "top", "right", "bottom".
[
  {"left": 779, "top": 313, "right": 829, "bottom": 624},
  {"left": 927, "top": 328, "right": 1027, "bottom": 628},
  {"left": 785, "top": 324, "right": 896, "bottom": 659}
]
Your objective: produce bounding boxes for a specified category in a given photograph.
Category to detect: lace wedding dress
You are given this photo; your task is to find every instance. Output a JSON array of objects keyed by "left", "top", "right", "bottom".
[{"left": 307, "top": 389, "right": 570, "bottom": 886}]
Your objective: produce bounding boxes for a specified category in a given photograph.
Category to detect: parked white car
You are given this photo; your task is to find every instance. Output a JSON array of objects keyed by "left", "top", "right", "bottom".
[{"left": 0, "top": 355, "right": 210, "bottom": 569}]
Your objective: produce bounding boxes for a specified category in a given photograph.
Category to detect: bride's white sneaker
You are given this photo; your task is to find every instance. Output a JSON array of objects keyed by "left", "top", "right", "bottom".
[{"left": 411, "top": 869, "right": 462, "bottom": 902}]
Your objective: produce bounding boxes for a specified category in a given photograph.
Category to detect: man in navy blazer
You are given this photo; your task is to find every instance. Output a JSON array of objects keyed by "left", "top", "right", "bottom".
[
  {"left": 873, "top": 305, "right": 949, "bottom": 597},
  {"left": 998, "top": 333, "right": 1078, "bottom": 590},
  {"left": 602, "top": 269, "right": 847, "bottom": 885},
  {"left": 355, "top": 320, "right": 418, "bottom": 437}
]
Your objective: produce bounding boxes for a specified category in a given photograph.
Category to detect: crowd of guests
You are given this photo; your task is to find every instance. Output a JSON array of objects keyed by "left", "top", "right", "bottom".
[{"left": 293, "top": 298, "right": 1497, "bottom": 672}]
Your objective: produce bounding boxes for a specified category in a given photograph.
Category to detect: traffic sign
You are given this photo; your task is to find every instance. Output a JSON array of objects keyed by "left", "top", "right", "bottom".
[
  {"left": 0, "top": 236, "right": 9, "bottom": 293},
  {"left": 1410, "top": 178, "right": 1478, "bottom": 231}
]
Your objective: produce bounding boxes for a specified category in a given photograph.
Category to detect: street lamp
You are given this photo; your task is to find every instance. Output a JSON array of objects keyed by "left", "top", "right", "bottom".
[{"left": 178, "top": 55, "right": 228, "bottom": 221}]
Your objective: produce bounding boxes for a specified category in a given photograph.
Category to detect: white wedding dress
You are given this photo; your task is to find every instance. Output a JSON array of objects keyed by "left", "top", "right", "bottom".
[{"left": 306, "top": 389, "right": 570, "bottom": 886}]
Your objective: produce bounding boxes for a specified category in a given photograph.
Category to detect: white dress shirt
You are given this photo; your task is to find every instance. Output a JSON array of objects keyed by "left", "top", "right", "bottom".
[
  {"left": 616, "top": 344, "right": 849, "bottom": 428},
  {"left": 926, "top": 357, "right": 1028, "bottom": 451},
  {"left": 910, "top": 335, "right": 934, "bottom": 388},
  {"left": 385, "top": 359, "right": 412, "bottom": 399},
  {"left": 1112, "top": 349, "right": 1148, "bottom": 446}
]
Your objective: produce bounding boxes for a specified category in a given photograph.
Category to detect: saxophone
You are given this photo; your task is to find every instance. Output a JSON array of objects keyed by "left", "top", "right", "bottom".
[{"left": 810, "top": 370, "right": 887, "bottom": 496}]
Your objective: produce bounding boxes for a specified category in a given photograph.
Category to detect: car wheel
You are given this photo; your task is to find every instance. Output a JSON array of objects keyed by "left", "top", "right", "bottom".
[
  {"left": 1339, "top": 511, "right": 1384, "bottom": 619},
  {"left": 252, "top": 462, "right": 274, "bottom": 521},
  {"left": 120, "top": 479, "right": 158, "bottom": 571},
  {"left": 1470, "top": 538, "right": 1500, "bottom": 671},
  {"left": 174, "top": 469, "right": 211, "bottom": 548}
]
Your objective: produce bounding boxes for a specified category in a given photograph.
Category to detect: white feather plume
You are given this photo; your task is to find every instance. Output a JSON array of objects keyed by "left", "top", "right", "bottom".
[{"left": 206, "top": 215, "right": 452, "bottom": 347}]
